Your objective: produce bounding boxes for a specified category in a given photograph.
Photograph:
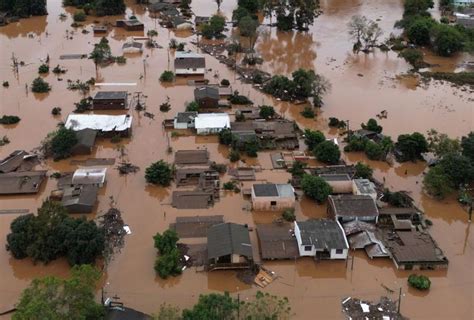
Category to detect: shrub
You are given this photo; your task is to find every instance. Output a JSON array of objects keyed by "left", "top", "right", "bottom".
[
  {"left": 177, "top": 43, "right": 185, "bottom": 51},
  {"left": 314, "top": 140, "right": 341, "bottom": 164},
  {"left": 282, "top": 208, "right": 296, "bottom": 222},
  {"left": 74, "top": 98, "right": 92, "bottom": 113},
  {"left": 0, "top": 115, "right": 21, "bottom": 125},
  {"left": 301, "top": 174, "right": 332, "bottom": 203},
  {"left": 31, "top": 77, "right": 51, "bottom": 93},
  {"left": 300, "top": 106, "right": 315, "bottom": 118},
  {"left": 218, "top": 128, "right": 234, "bottom": 145},
  {"left": 115, "top": 56, "right": 126, "bottom": 64},
  {"left": 259, "top": 105, "right": 275, "bottom": 119},
  {"left": 229, "top": 149, "right": 240, "bottom": 162},
  {"left": 210, "top": 162, "right": 227, "bottom": 173},
  {"left": 431, "top": 24, "right": 464, "bottom": 57},
  {"left": 160, "top": 71, "right": 174, "bottom": 82},
  {"left": 229, "top": 91, "right": 252, "bottom": 104},
  {"left": 304, "top": 129, "right": 325, "bottom": 150},
  {"left": 244, "top": 139, "right": 259, "bottom": 157},
  {"left": 396, "top": 132, "right": 428, "bottom": 162},
  {"left": 154, "top": 248, "right": 182, "bottom": 279},
  {"left": 38, "top": 64, "right": 49, "bottom": 74},
  {"left": 288, "top": 161, "right": 307, "bottom": 177},
  {"left": 408, "top": 274, "right": 431, "bottom": 290},
  {"left": 223, "top": 181, "right": 236, "bottom": 190},
  {"left": 52, "top": 65, "right": 67, "bottom": 74},
  {"left": 73, "top": 10, "right": 86, "bottom": 22},
  {"left": 145, "top": 160, "right": 173, "bottom": 186},
  {"left": 361, "top": 118, "right": 383, "bottom": 133},
  {"left": 2, "top": 81, "right": 9, "bottom": 87},
  {"left": 364, "top": 141, "right": 385, "bottom": 160},
  {"left": 354, "top": 162, "right": 373, "bottom": 179},
  {"left": 220, "top": 79, "right": 230, "bottom": 86},
  {"left": 49, "top": 127, "right": 78, "bottom": 160},
  {"left": 185, "top": 101, "right": 199, "bottom": 112},
  {"left": 399, "top": 49, "right": 425, "bottom": 69},
  {"left": 51, "top": 107, "right": 62, "bottom": 115}
]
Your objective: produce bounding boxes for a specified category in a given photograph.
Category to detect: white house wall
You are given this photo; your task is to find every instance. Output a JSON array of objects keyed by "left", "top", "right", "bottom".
[
  {"left": 330, "top": 248, "right": 348, "bottom": 259},
  {"left": 175, "top": 68, "right": 205, "bottom": 75}
]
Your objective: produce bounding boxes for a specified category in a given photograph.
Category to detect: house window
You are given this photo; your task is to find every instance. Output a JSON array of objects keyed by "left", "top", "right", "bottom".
[
  {"left": 270, "top": 201, "right": 277, "bottom": 206},
  {"left": 335, "top": 249, "right": 344, "bottom": 254},
  {"left": 304, "top": 246, "right": 312, "bottom": 251}
]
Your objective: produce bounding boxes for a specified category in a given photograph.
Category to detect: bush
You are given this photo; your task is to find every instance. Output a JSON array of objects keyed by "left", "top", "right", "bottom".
[
  {"left": 2, "top": 81, "right": 9, "bottom": 87},
  {"left": 423, "top": 166, "right": 454, "bottom": 199},
  {"left": 185, "top": 101, "right": 199, "bottom": 112},
  {"left": 406, "top": 16, "right": 436, "bottom": 45},
  {"left": 288, "top": 161, "right": 307, "bottom": 177},
  {"left": 160, "top": 71, "right": 175, "bottom": 82},
  {"left": 153, "top": 230, "right": 181, "bottom": 279},
  {"left": 218, "top": 128, "right": 234, "bottom": 145},
  {"left": 31, "top": 77, "right": 51, "bottom": 93},
  {"left": 229, "top": 91, "right": 252, "bottom": 104},
  {"left": 38, "top": 64, "right": 49, "bottom": 74},
  {"left": 145, "top": 160, "right": 173, "bottom": 186},
  {"left": 259, "top": 105, "right": 275, "bottom": 119},
  {"left": 210, "top": 162, "right": 227, "bottom": 173},
  {"left": 408, "top": 274, "right": 431, "bottom": 290},
  {"left": 223, "top": 181, "right": 236, "bottom": 190},
  {"left": 300, "top": 106, "right": 315, "bottom": 118},
  {"left": 244, "top": 139, "right": 259, "bottom": 157},
  {"left": 396, "top": 132, "right": 428, "bottom": 162},
  {"left": 365, "top": 141, "right": 385, "bottom": 160},
  {"left": 361, "top": 118, "right": 383, "bottom": 133},
  {"left": 354, "top": 162, "right": 373, "bottom": 179},
  {"left": 301, "top": 174, "right": 332, "bottom": 203},
  {"left": 74, "top": 98, "right": 92, "bottom": 113},
  {"left": 51, "top": 107, "right": 62, "bottom": 115},
  {"left": 304, "top": 129, "right": 325, "bottom": 150},
  {"left": 0, "top": 115, "right": 21, "bottom": 125},
  {"left": 49, "top": 127, "right": 78, "bottom": 160},
  {"left": 431, "top": 24, "right": 464, "bottom": 57},
  {"left": 229, "top": 149, "right": 240, "bottom": 162},
  {"left": 220, "top": 79, "right": 230, "bottom": 86},
  {"left": 202, "top": 15, "right": 226, "bottom": 39},
  {"left": 399, "top": 48, "right": 425, "bottom": 69},
  {"left": 52, "top": 65, "right": 67, "bottom": 74},
  {"left": 282, "top": 209, "right": 296, "bottom": 222},
  {"left": 115, "top": 56, "right": 126, "bottom": 64},
  {"left": 314, "top": 140, "right": 340, "bottom": 164},
  {"left": 73, "top": 10, "right": 86, "bottom": 22}
]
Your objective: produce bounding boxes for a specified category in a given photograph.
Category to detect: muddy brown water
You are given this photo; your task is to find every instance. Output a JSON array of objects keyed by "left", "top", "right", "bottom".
[{"left": 0, "top": 0, "right": 473, "bottom": 319}]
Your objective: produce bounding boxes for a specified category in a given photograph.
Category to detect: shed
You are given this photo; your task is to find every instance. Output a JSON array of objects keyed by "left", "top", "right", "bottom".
[
  {"left": 174, "top": 150, "right": 209, "bottom": 165},
  {"left": 194, "top": 113, "right": 230, "bottom": 135},
  {"left": 251, "top": 183, "right": 295, "bottom": 211},
  {"left": 294, "top": 219, "right": 349, "bottom": 260},
  {"left": 92, "top": 91, "right": 128, "bottom": 110},
  {"left": 256, "top": 223, "right": 299, "bottom": 260},
  {"left": 327, "top": 195, "right": 379, "bottom": 223},
  {"left": 93, "top": 25, "right": 108, "bottom": 34},
  {"left": 173, "top": 112, "right": 197, "bottom": 129},
  {"left": 116, "top": 19, "right": 144, "bottom": 31},
  {"left": 72, "top": 168, "right": 107, "bottom": 187},
  {"left": 352, "top": 179, "right": 377, "bottom": 200},
  {"left": 319, "top": 174, "right": 353, "bottom": 194},
  {"left": 122, "top": 41, "right": 143, "bottom": 54},
  {"left": 65, "top": 114, "right": 132, "bottom": 137},
  {"left": 207, "top": 223, "right": 253, "bottom": 270},
  {"left": 61, "top": 185, "right": 98, "bottom": 213},
  {"left": 194, "top": 86, "right": 219, "bottom": 108},
  {"left": 71, "top": 129, "right": 97, "bottom": 155},
  {"left": 0, "top": 171, "right": 47, "bottom": 195},
  {"left": 174, "top": 51, "right": 205, "bottom": 75}
]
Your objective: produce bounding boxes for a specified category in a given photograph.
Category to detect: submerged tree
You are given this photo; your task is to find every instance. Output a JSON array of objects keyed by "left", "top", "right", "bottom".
[
  {"left": 348, "top": 15, "right": 383, "bottom": 53},
  {"left": 89, "top": 37, "right": 112, "bottom": 75}
]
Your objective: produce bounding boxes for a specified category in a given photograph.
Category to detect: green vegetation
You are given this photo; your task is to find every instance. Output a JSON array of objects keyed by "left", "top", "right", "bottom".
[
  {"left": 259, "top": 105, "right": 275, "bottom": 119},
  {"left": 300, "top": 106, "right": 315, "bottom": 118},
  {"left": 328, "top": 117, "right": 346, "bottom": 128},
  {"left": 13, "top": 265, "right": 105, "bottom": 320},
  {"left": 73, "top": 10, "right": 86, "bottom": 22},
  {"left": 420, "top": 71, "right": 474, "bottom": 86},
  {"left": 345, "top": 134, "right": 393, "bottom": 161},
  {"left": 52, "top": 65, "right": 67, "bottom": 74},
  {"left": 399, "top": 48, "right": 425, "bottom": 69},
  {"left": 0, "top": 115, "right": 21, "bottom": 125},
  {"left": 31, "top": 77, "right": 51, "bottom": 93},
  {"left": 382, "top": 190, "right": 412, "bottom": 207},
  {"left": 347, "top": 15, "right": 383, "bottom": 53},
  {"left": 6, "top": 201, "right": 104, "bottom": 265},
  {"left": 185, "top": 101, "right": 199, "bottom": 112},
  {"left": 202, "top": 14, "right": 226, "bottom": 39},
  {"left": 361, "top": 118, "right": 383, "bottom": 133},
  {"left": 160, "top": 70, "right": 175, "bottom": 82},
  {"left": 408, "top": 274, "right": 431, "bottom": 290},
  {"left": 229, "top": 90, "right": 252, "bottom": 104},
  {"left": 314, "top": 140, "right": 340, "bottom": 164},
  {"left": 41, "top": 127, "right": 78, "bottom": 160},
  {"left": 63, "top": 0, "right": 125, "bottom": 16},
  {"left": 218, "top": 128, "right": 234, "bottom": 145},
  {"left": 238, "top": 14, "right": 259, "bottom": 48},
  {"left": 153, "top": 230, "right": 182, "bottom": 279},
  {"left": 89, "top": 37, "right": 112, "bottom": 72},
  {"left": 461, "top": 131, "right": 474, "bottom": 161},
  {"left": 220, "top": 79, "right": 230, "bottom": 86},
  {"left": 0, "top": 0, "right": 47, "bottom": 17},
  {"left": 423, "top": 165, "right": 455, "bottom": 199},
  {"left": 301, "top": 174, "right": 332, "bottom": 203},
  {"left": 74, "top": 98, "right": 92, "bottom": 113},
  {"left": 145, "top": 160, "right": 173, "bottom": 186},
  {"left": 115, "top": 55, "right": 126, "bottom": 64},
  {"left": 282, "top": 208, "right": 296, "bottom": 222},
  {"left": 263, "top": 69, "right": 330, "bottom": 106},
  {"left": 38, "top": 63, "right": 49, "bottom": 74},
  {"left": 395, "top": 132, "right": 428, "bottom": 162},
  {"left": 51, "top": 107, "right": 62, "bottom": 115},
  {"left": 229, "top": 149, "right": 240, "bottom": 162},
  {"left": 427, "top": 129, "right": 461, "bottom": 157},
  {"left": 288, "top": 161, "right": 307, "bottom": 177},
  {"left": 354, "top": 162, "right": 373, "bottom": 179},
  {"left": 304, "top": 129, "right": 325, "bottom": 150},
  {"left": 2, "top": 81, "right": 9, "bottom": 87}
]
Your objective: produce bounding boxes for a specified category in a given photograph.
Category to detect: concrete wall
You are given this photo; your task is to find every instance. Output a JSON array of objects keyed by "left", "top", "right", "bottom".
[
  {"left": 251, "top": 196, "right": 295, "bottom": 211},
  {"left": 328, "top": 180, "right": 353, "bottom": 194},
  {"left": 175, "top": 67, "right": 205, "bottom": 75},
  {"left": 330, "top": 248, "right": 348, "bottom": 259}
]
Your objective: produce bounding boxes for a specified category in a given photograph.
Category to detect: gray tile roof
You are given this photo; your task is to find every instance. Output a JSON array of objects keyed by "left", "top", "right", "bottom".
[
  {"left": 207, "top": 223, "right": 253, "bottom": 260},
  {"left": 253, "top": 184, "right": 278, "bottom": 197},
  {"left": 175, "top": 56, "right": 205, "bottom": 70},
  {"left": 75, "top": 129, "right": 97, "bottom": 148},
  {"left": 194, "top": 86, "right": 219, "bottom": 100},
  {"left": 297, "top": 219, "right": 348, "bottom": 249},
  {"left": 175, "top": 112, "right": 197, "bottom": 123},
  {"left": 93, "top": 91, "right": 128, "bottom": 100},
  {"left": 329, "top": 195, "right": 379, "bottom": 217},
  {"left": 319, "top": 174, "right": 351, "bottom": 181}
]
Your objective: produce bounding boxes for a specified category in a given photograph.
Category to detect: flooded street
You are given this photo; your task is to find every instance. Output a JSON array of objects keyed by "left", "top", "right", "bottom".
[{"left": 0, "top": 0, "right": 473, "bottom": 319}]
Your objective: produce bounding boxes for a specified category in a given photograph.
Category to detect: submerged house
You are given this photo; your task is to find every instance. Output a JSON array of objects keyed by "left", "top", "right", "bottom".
[
  {"left": 65, "top": 114, "right": 132, "bottom": 137},
  {"left": 194, "top": 113, "right": 230, "bottom": 135},
  {"left": 72, "top": 168, "right": 107, "bottom": 187},
  {"left": 0, "top": 171, "right": 47, "bottom": 195},
  {"left": 327, "top": 195, "right": 379, "bottom": 223},
  {"left": 116, "top": 19, "right": 144, "bottom": 31},
  {"left": 207, "top": 223, "right": 253, "bottom": 270},
  {"left": 194, "top": 86, "right": 219, "bottom": 108},
  {"left": 352, "top": 179, "right": 377, "bottom": 200},
  {"left": 319, "top": 174, "right": 353, "bottom": 194},
  {"left": 174, "top": 51, "right": 206, "bottom": 75},
  {"left": 251, "top": 183, "right": 295, "bottom": 211},
  {"left": 173, "top": 112, "right": 197, "bottom": 129},
  {"left": 71, "top": 129, "right": 97, "bottom": 156},
  {"left": 92, "top": 91, "right": 128, "bottom": 110},
  {"left": 122, "top": 41, "right": 143, "bottom": 54},
  {"left": 294, "top": 220, "right": 349, "bottom": 260},
  {"left": 61, "top": 185, "right": 98, "bottom": 213}
]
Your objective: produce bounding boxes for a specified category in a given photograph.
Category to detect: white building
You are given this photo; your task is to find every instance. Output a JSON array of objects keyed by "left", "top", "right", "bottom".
[
  {"left": 294, "top": 219, "right": 349, "bottom": 260},
  {"left": 72, "top": 168, "right": 107, "bottom": 187},
  {"left": 352, "top": 179, "right": 377, "bottom": 200},
  {"left": 173, "top": 112, "right": 197, "bottom": 129},
  {"left": 65, "top": 114, "right": 132, "bottom": 137},
  {"left": 174, "top": 51, "right": 206, "bottom": 75},
  {"left": 194, "top": 113, "right": 230, "bottom": 135}
]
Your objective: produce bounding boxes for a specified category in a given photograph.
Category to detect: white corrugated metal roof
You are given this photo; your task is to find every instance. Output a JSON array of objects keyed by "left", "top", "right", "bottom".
[
  {"left": 72, "top": 168, "right": 107, "bottom": 185},
  {"left": 175, "top": 51, "right": 204, "bottom": 59},
  {"left": 194, "top": 113, "right": 230, "bottom": 129},
  {"left": 65, "top": 114, "right": 132, "bottom": 131}
]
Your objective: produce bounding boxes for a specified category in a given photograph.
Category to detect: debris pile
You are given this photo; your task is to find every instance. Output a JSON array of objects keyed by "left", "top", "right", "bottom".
[
  {"left": 341, "top": 296, "right": 407, "bottom": 320},
  {"left": 98, "top": 208, "right": 127, "bottom": 261},
  {"left": 116, "top": 162, "right": 139, "bottom": 175}
]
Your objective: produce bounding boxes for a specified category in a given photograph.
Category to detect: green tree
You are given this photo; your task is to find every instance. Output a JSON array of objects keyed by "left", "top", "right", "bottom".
[
  {"left": 186, "top": 101, "right": 199, "bottom": 112},
  {"left": 232, "top": 6, "right": 250, "bottom": 22},
  {"left": 364, "top": 141, "right": 385, "bottom": 160},
  {"left": 94, "top": 0, "right": 125, "bottom": 16},
  {"left": 426, "top": 130, "right": 461, "bottom": 157},
  {"left": 237, "top": 0, "right": 258, "bottom": 13},
  {"left": 50, "top": 127, "right": 78, "bottom": 160},
  {"left": 259, "top": 105, "right": 275, "bottom": 119},
  {"left": 288, "top": 161, "right": 307, "bottom": 177},
  {"left": 244, "top": 138, "right": 260, "bottom": 157},
  {"left": 13, "top": 264, "right": 105, "bottom": 320},
  {"left": 62, "top": 218, "right": 105, "bottom": 265},
  {"left": 202, "top": 15, "right": 226, "bottom": 39},
  {"left": 6, "top": 214, "right": 36, "bottom": 259},
  {"left": 145, "top": 160, "right": 173, "bottom": 186},
  {"left": 354, "top": 162, "right": 373, "bottom": 179},
  {"left": 31, "top": 77, "right": 51, "bottom": 93},
  {"left": 396, "top": 132, "right": 428, "bottom": 161},
  {"left": 89, "top": 37, "right": 112, "bottom": 74},
  {"left": 431, "top": 24, "right": 464, "bottom": 57},
  {"left": 406, "top": 17, "right": 436, "bottom": 45},
  {"left": 73, "top": 10, "right": 86, "bottom": 22},
  {"left": 182, "top": 292, "right": 239, "bottom": 320},
  {"left": 314, "top": 140, "right": 340, "bottom": 164},
  {"left": 301, "top": 174, "right": 332, "bottom": 203},
  {"left": 154, "top": 248, "right": 182, "bottom": 279},
  {"left": 408, "top": 274, "right": 431, "bottom": 290},
  {"left": 218, "top": 128, "right": 234, "bottom": 145},
  {"left": 399, "top": 48, "right": 425, "bottom": 69},
  {"left": 461, "top": 131, "right": 474, "bottom": 161},
  {"left": 438, "top": 152, "right": 474, "bottom": 187},
  {"left": 361, "top": 118, "right": 383, "bottom": 133},
  {"left": 238, "top": 15, "right": 259, "bottom": 48},
  {"left": 403, "top": 0, "right": 434, "bottom": 16},
  {"left": 160, "top": 70, "right": 175, "bottom": 82},
  {"left": 153, "top": 303, "right": 182, "bottom": 320},
  {"left": 154, "top": 229, "right": 179, "bottom": 255},
  {"left": 304, "top": 129, "right": 325, "bottom": 150},
  {"left": 423, "top": 165, "right": 455, "bottom": 199}
]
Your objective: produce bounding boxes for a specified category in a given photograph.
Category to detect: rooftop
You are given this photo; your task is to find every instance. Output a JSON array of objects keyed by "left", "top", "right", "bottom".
[
  {"left": 61, "top": 185, "right": 98, "bottom": 210},
  {"left": 93, "top": 91, "right": 128, "bottom": 100},
  {"left": 296, "top": 219, "right": 348, "bottom": 249},
  {"left": 328, "top": 195, "right": 379, "bottom": 217},
  {"left": 72, "top": 168, "right": 107, "bottom": 185},
  {"left": 174, "top": 150, "right": 209, "bottom": 165},
  {"left": 194, "top": 113, "right": 230, "bottom": 130},
  {"left": 252, "top": 183, "right": 294, "bottom": 198},
  {"left": 0, "top": 171, "right": 47, "bottom": 194},
  {"left": 75, "top": 129, "right": 97, "bottom": 148},
  {"left": 353, "top": 179, "right": 376, "bottom": 194},
  {"left": 174, "top": 51, "right": 205, "bottom": 69},
  {"left": 257, "top": 223, "right": 299, "bottom": 260},
  {"left": 170, "top": 215, "right": 224, "bottom": 238},
  {"left": 175, "top": 111, "right": 197, "bottom": 123},
  {"left": 171, "top": 191, "right": 213, "bottom": 209},
  {"left": 319, "top": 174, "right": 352, "bottom": 182},
  {"left": 65, "top": 114, "right": 132, "bottom": 132},
  {"left": 207, "top": 223, "right": 253, "bottom": 260},
  {"left": 194, "top": 86, "right": 219, "bottom": 100},
  {"left": 0, "top": 150, "right": 38, "bottom": 173}
]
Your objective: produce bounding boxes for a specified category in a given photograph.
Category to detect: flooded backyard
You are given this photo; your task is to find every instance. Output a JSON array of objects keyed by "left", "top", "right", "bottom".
[{"left": 0, "top": 0, "right": 473, "bottom": 319}]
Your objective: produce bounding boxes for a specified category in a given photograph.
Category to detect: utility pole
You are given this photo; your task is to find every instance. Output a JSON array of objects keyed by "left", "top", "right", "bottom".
[
  {"left": 398, "top": 287, "right": 402, "bottom": 314},
  {"left": 237, "top": 293, "right": 240, "bottom": 319}
]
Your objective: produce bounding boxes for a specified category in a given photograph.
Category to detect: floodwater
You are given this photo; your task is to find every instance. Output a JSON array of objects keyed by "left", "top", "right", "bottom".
[{"left": 0, "top": 0, "right": 473, "bottom": 319}]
